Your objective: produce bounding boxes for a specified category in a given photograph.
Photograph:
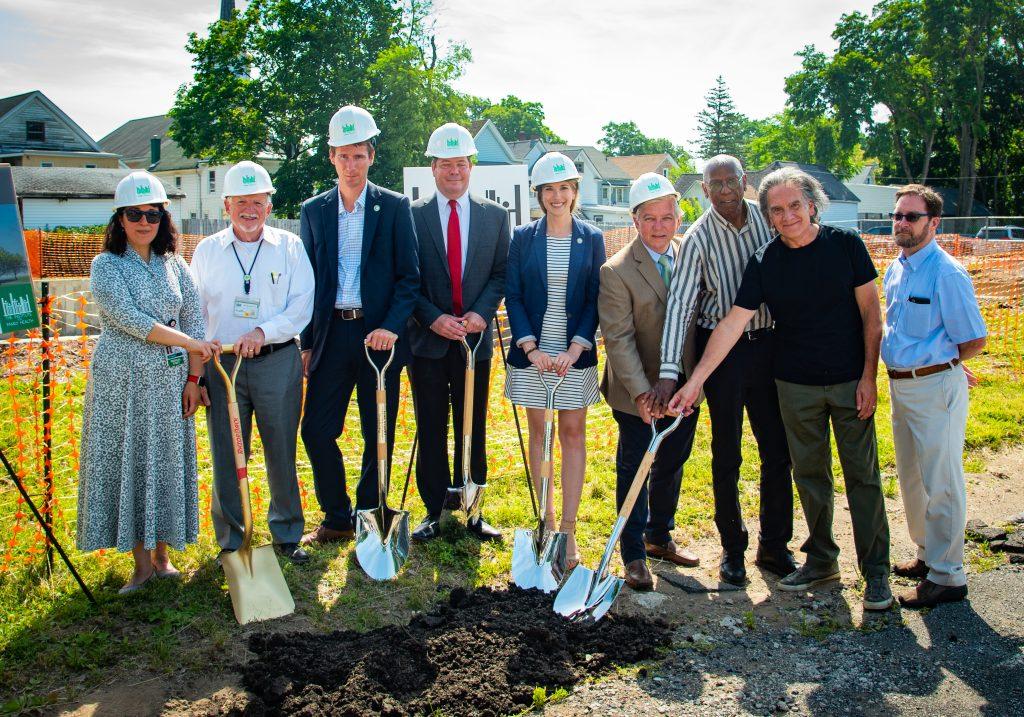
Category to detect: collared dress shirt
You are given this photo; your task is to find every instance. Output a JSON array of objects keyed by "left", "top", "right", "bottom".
[
  {"left": 190, "top": 224, "right": 315, "bottom": 345},
  {"left": 336, "top": 184, "right": 367, "bottom": 309},
  {"left": 644, "top": 242, "right": 677, "bottom": 285},
  {"left": 435, "top": 190, "right": 471, "bottom": 273},
  {"left": 659, "top": 200, "right": 774, "bottom": 380},
  {"left": 881, "top": 239, "right": 986, "bottom": 370}
]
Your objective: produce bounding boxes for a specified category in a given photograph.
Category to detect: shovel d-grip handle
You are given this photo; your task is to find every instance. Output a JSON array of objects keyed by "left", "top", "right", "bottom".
[
  {"left": 212, "top": 349, "right": 254, "bottom": 555},
  {"left": 365, "top": 343, "right": 396, "bottom": 504},
  {"left": 592, "top": 413, "right": 686, "bottom": 581}
]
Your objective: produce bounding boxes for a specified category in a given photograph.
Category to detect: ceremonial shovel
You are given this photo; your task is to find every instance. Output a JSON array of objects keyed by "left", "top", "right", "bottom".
[
  {"left": 511, "top": 369, "right": 568, "bottom": 592},
  {"left": 354, "top": 344, "right": 411, "bottom": 580},
  {"left": 213, "top": 346, "right": 295, "bottom": 625},
  {"left": 446, "top": 333, "right": 486, "bottom": 519},
  {"left": 554, "top": 413, "right": 685, "bottom": 623}
]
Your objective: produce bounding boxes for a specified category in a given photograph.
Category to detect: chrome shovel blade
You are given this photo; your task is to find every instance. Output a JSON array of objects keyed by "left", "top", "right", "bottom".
[
  {"left": 354, "top": 506, "right": 410, "bottom": 581},
  {"left": 553, "top": 566, "right": 624, "bottom": 623},
  {"left": 446, "top": 479, "right": 487, "bottom": 521},
  {"left": 511, "top": 527, "right": 568, "bottom": 592}
]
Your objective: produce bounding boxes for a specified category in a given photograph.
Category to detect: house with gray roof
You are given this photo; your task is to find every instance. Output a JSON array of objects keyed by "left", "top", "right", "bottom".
[
  {"left": 744, "top": 161, "right": 861, "bottom": 228},
  {"left": 99, "top": 114, "right": 279, "bottom": 220},
  {"left": 0, "top": 90, "right": 121, "bottom": 169},
  {"left": 12, "top": 166, "right": 185, "bottom": 229}
]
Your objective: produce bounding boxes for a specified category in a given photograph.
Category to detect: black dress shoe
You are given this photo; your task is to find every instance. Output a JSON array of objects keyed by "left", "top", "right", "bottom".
[
  {"left": 755, "top": 546, "right": 798, "bottom": 578},
  {"left": 274, "top": 543, "right": 310, "bottom": 564},
  {"left": 412, "top": 516, "right": 442, "bottom": 542},
  {"left": 720, "top": 552, "right": 748, "bottom": 586},
  {"left": 467, "top": 517, "right": 502, "bottom": 541}
]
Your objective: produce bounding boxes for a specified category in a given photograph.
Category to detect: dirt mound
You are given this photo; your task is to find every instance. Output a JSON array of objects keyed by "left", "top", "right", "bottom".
[{"left": 241, "top": 586, "right": 671, "bottom": 716}]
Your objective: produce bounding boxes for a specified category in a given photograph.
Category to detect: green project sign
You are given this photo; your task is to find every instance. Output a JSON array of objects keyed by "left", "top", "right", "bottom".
[{"left": 0, "top": 165, "right": 40, "bottom": 335}]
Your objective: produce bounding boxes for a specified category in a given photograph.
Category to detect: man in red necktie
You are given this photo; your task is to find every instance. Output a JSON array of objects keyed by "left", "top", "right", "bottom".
[{"left": 407, "top": 123, "right": 511, "bottom": 541}]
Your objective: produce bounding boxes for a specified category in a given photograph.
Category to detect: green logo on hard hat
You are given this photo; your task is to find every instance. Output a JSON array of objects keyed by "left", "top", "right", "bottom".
[
  {"left": 342, "top": 123, "right": 355, "bottom": 134},
  {"left": 136, "top": 184, "right": 151, "bottom": 195},
  {"left": 553, "top": 163, "right": 566, "bottom": 173},
  {"left": 648, "top": 181, "right": 661, "bottom": 191},
  {"left": 446, "top": 138, "right": 459, "bottom": 147},
  {"left": 242, "top": 175, "right": 256, "bottom": 185}
]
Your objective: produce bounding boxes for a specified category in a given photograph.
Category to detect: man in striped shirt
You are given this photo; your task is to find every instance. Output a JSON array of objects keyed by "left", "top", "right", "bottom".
[{"left": 650, "top": 155, "right": 794, "bottom": 586}]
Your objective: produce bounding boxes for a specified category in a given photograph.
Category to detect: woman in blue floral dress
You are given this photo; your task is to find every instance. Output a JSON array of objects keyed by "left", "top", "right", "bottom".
[{"left": 77, "top": 172, "right": 219, "bottom": 594}]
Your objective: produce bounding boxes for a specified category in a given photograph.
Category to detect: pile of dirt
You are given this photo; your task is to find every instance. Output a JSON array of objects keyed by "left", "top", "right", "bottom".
[{"left": 242, "top": 586, "right": 672, "bottom": 716}]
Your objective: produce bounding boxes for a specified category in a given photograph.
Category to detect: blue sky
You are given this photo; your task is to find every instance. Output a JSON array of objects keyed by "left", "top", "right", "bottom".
[{"left": 0, "top": 0, "right": 877, "bottom": 154}]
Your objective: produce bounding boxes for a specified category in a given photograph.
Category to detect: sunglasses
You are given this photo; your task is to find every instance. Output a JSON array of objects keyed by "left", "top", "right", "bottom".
[
  {"left": 123, "top": 207, "right": 164, "bottom": 224},
  {"left": 889, "top": 211, "right": 930, "bottom": 223}
]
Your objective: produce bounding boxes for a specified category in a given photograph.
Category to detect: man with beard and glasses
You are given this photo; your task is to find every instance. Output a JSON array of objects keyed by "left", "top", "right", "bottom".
[{"left": 881, "top": 184, "right": 986, "bottom": 609}]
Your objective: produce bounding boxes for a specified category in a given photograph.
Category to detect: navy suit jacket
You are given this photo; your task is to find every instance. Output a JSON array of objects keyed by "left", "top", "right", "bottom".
[
  {"left": 504, "top": 215, "right": 605, "bottom": 369},
  {"left": 299, "top": 182, "right": 420, "bottom": 371}
]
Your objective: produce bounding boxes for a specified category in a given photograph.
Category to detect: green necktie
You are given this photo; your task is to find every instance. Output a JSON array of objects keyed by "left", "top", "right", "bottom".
[{"left": 657, "top": 254, "right": 672, "bottom": 288}]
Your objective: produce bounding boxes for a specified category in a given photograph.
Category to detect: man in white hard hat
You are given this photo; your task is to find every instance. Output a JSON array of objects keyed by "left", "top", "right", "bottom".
[
  {"left": 298, "top": 105, "right": 420, "bottom": 546},
  {"left": 406, "top": 122, "right": 510, "bottom": 542},
  {"left": 598, "top": 173, "right": 701, "bottom": 590},
  {"left": 650, "top": 154, "right": 794, "bottom": 587},
  {"left": 190, "top": 160, "right": 315, "bottom": 563}
]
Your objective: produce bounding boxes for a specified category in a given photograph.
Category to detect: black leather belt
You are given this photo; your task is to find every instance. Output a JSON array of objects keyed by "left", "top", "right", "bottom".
[
  {"left": 253, "top": 340, "right": 295, "bottom": 357},
  {"left": 334, "top": 308, "right": 365, "bottom": 320},
  {"left": 741, "top": 327, "right": 774, "bottom": 342}
]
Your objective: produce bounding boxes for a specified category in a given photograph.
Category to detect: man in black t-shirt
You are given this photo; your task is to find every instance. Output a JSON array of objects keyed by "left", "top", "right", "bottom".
[{"left": 670, "top": 167, "right": 893, "bottom": 612}]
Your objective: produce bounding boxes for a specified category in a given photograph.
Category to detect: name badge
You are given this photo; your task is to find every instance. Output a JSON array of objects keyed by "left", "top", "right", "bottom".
[
  {"left": 166, "top": 345, "right": 185, "bottom": 367},
  {"left": 233, "top": 295, "right": 260, "bottom": 319}
]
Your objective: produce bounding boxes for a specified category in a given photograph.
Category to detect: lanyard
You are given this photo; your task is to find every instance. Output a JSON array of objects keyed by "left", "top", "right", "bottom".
[{"left": 231, "top": 239, "right": 264, "bottom": 295}]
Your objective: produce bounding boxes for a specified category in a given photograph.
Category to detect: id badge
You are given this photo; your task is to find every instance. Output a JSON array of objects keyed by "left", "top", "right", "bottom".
[
  {"left": 233, "top": 295, "right": 260, "bottom": 319},
  {"left": 166, "top": 345, "right": 185, "bottom": 367}
]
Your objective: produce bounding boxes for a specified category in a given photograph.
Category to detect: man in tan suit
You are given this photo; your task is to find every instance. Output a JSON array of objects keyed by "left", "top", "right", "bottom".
[{"left": 599, "top": 173, "right": 701, "bottom": 590}]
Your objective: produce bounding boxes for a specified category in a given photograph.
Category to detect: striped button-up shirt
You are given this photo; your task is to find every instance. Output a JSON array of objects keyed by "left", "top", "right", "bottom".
[
  {"left": 335, "top": 184, "right": 366, "bottom": 309},
  {"left": 659, "top": 199, "right": 774, "bottom": 379}
]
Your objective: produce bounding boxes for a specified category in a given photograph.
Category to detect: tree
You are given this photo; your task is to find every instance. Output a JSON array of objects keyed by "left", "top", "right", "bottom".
[
  {"left": 695, "top": 76, "right": 751, "bottom": 160},
  {"left": 471, "top": 95, "right": 565, "bottom": 143},
  {"left": 745, "top": 111, "right": 864, "bottom": 179},
  {"left": 598, "top": 120, "right": 673, "bottom": 156},
  {"left": 170, "top": 0, "right": 469, "bottom": 214}
]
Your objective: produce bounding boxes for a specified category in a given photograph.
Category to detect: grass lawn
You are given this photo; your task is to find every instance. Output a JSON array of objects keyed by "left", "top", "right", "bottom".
[{"left": 1, "top": 344, "right": 1024, "bottom": 711}]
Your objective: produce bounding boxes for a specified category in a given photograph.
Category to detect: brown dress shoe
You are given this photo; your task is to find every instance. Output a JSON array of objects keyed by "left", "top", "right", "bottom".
[
  {"left": 893, "top": 558, "right": 929, "bottom": 579},
  {"left": 898, "top": 579, "right": 968, "bottom": 609},
  {"left": 644, "top": 539, "right": 700, "bottom": 567},
  {"left": 300, "top": 525, "right": 355, "bottom": 546},
  {"left": 624, "top": 559, "right": 654, "bottom": 591}
]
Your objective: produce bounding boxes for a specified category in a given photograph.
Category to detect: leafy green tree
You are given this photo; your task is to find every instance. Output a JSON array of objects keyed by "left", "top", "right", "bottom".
[
  {"left": 598, "top": 121, "right": 673, "bottom": 156},
  {"left": 695, "top": 76, "right": 751, "bottom": 160},
  {"left": 745, "top": 111, "right": 864, "bottom": 179},
  {"left": 472, "top": 95, "right": 565, "bottom": 143},
  {"left": 170, "top": 0, "right": 469, "bottom": 214}
]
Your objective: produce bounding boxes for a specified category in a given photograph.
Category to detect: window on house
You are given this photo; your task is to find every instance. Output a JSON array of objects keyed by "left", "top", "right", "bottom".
[
  {"left": 574, "top": 162, "right": 584, "bottom": 174},
  {"left": 593, "top": 215, "right": 604, "bottom": 223},
  {"left": 26, "top": 121, "right": 45, "bottom": 142},
  {"left": 40, "top": 161, "right": 53, "bottom": 167},
  {"left": 208, "top": 170, "right": 216, "bottom": 193},
  {"left": 602, "top": 186, "right": 609, "bottom": 201},
  {"left": 663, "top": 168, "right": 669, "bottom": 177},
  {"left": 175, "top": 176, "right": 182, "bottom": 188},
  {"left": 84, "top": 163, "right": 96, "bottom": 169}
]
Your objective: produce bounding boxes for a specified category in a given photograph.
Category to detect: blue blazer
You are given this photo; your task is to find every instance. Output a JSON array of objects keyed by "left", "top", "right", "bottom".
[
  {"left": 299, "top": 182, "right": 420, "bottom": 371},
  {"left": 504, "top": 215, "right": 605, "bottom": 369}
]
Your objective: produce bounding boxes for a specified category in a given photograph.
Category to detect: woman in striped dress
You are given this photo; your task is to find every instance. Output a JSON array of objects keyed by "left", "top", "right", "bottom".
[{"left": 504, "top": 152, "right": 606, "bottom": 567}]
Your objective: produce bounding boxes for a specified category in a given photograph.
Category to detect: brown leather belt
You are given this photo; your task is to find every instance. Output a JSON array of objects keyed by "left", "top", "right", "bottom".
[
  {"left": 334, "top": 308, "right": 365, "bottom": 320},
  {"left": 887, "top": 358, "right": 960, "bottom": 380}
]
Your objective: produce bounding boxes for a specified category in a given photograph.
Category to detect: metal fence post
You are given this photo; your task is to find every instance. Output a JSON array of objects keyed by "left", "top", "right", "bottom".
[{"left": 40, "top": 280, "right": 54, "bottom": 573}]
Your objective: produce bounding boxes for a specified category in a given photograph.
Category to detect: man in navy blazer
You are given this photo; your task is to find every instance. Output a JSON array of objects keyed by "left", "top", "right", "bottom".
[{"left": 298, "top": 105, "right": 420, "bottom": 545}]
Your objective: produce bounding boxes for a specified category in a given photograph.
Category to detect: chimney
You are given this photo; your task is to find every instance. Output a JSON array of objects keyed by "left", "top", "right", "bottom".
[
  {"left": 150, "top": 136, "right": 161, "bottom": 167},
  {"left": 220, "top": 0, "right": 234, "bottom": 21},
  {"left": 517, "top": 132, "right": 526, "bottom": 141}
]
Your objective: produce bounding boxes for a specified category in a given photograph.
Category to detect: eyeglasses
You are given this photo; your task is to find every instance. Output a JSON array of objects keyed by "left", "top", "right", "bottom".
[
  {"left": 123, "top": 207, "right": 164, "bottom": 224},
  {"left": 889, "top": 211, "right": 930, "bottom": 223},
  {"left": 706, "top": 177, "right": 743, "bottom": 193}
]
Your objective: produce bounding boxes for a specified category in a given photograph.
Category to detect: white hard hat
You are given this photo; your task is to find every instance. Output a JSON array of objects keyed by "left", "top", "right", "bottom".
[
  {"left": 223, "top": 161, "right": 275, "bottom": 198},
  {"left": 530, "top": 152, "right": 580, "bottom": 187},
  {"left": 114, "top": 171, "right": 168, "bottom": 209},
  {"left": 425, "top": 122, "right": 477, "bottom": 158},
  {"left": 328, "top": 105, "right": 380, "bottom": 147},
  {"left": 629, "top": 172, "right": 680, "bottom": 211}
]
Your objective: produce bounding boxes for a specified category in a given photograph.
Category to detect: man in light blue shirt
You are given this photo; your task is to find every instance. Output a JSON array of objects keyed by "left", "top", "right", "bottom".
[{"left": 881, "top": 184, "right": 986, "bottom": 609}]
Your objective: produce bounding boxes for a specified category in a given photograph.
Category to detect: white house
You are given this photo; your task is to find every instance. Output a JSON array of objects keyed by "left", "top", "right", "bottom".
[
  {"left": 13, "top": 167, "right": 186, "bottom": 229},
  {"left": 99, "top": 115, "right": 280, "bottom": 220},
  {"left": 468, "top": 119, "right": 520, "bottom": 165},
  {"left": 0, "top": 90, "right": 122, "bottom": 169}
]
